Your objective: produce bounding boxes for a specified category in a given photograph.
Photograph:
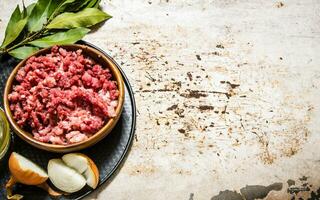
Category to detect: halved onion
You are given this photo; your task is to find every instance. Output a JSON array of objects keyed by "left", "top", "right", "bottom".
[
  {"left": 62, "top": 153, "right": 99, "bottom": 189},
  {"left": 48, "top": 159, "right": 87, "bottom": 193},
  {"left": 6, "top": 152, "right": 60, "bottom": 199},
  {"left": 8, "top": 152, "right": 48, "bottom": 185}
]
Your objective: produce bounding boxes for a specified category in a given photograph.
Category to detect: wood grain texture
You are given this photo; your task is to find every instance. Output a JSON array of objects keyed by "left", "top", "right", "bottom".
[{"left": 1, "top": 0, "right": 320, "bottom": 199}]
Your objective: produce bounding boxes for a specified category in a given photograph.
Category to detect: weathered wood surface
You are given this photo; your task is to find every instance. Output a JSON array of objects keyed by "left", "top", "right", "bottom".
[{"left": 1, "top": 0, "right": 320, "bottom": 199}]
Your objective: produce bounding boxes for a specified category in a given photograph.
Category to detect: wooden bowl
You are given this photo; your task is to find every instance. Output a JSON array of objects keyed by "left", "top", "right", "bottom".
[{"left": 3, "top": 44, "right": 125, "bottom": 153}]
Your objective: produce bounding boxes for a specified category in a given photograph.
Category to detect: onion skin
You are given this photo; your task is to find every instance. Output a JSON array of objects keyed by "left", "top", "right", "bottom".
[
  {"left": 37, "top": 182, "right": 63, "bottom": 196},
  {"left": 6, "top": 176, "right": 23, "bottom": 200},
  {"left": 85, "top": 155, "right": 99, "bottom": 189},
  {"left": 8, "top": 153, "right": 48, "bottom": 185}
]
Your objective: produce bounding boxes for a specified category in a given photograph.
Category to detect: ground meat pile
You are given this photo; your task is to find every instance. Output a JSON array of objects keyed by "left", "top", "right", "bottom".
[{"left": 8, "top": 46, "right": 119, "bottom": 145}]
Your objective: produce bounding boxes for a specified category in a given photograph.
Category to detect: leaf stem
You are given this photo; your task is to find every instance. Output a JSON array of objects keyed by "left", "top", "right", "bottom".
[
  {"left": 5, "top": 30, "right": 43, "bottom": 52},
  {"left": 4, "top": 14, "right": 52, "bottom": 53}
]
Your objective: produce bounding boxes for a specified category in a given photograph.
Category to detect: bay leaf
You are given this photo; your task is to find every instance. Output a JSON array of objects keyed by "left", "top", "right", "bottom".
[
  {"left": 8, "top": 46, "right": 39, "bottom": 59},
  {"left": 62, "top": 0, "right": 92, "bottom": 13},
  {"left": 26, "top": 3, "right": 36, "bottom": 16},
  {"left": 48, "top": 0, "right": 64, "bottom": 18},
  {"left": 47, "top": 8, "right": 111, "bottom": 29},
  {"left": 0, "top": 6, "right": 27, "bottom": 48},
  {"left": 93, "top": 0, "right": 102, "bottom": 8},
  {"left": 77, "top": 0, "right": 93, "bottom": 10},
  {"left": 28, "top": 28, "right": 90, "bottom": 47},
  {"left": 86, "top": 0, "right": 98, "bottom": 8},
  {"left": 49, "top": 0, "right": 77, "bottom": 19},
  {"left": 22, "top": 0, "right": 27, "bottom": 18},
  {"left": 28, "top": 0, "right": 52, "bottom": 32}
]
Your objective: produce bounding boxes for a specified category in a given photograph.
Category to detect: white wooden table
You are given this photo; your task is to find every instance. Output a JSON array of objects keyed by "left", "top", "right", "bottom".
[{"left": 1, "top": 0, "right": 320, "bottom": 199}]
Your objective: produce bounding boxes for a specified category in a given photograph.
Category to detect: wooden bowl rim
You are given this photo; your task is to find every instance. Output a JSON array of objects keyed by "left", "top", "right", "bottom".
[{"left": 3, "top": 44, "right": 125, "bottom": 153}]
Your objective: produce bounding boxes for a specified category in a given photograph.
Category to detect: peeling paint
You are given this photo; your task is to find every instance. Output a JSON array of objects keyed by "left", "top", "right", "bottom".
[
  {"left": 240, "top": 183, "right": 283, "bottom": 200},
  {"left": 211, "top": 190, "right": 242, "bottom": 200}
]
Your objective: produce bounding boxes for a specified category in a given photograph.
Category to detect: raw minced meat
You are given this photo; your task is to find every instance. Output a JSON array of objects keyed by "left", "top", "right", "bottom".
[{"left": 8, "top": 46, "right": 119, "bottom": 145}]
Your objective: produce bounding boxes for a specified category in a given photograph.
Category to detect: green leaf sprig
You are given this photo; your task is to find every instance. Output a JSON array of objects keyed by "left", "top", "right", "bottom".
[{"left": 0, "top": 0, "right": 111, "bottom": 59}]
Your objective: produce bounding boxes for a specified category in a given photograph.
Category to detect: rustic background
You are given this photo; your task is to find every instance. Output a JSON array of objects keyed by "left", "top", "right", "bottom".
[{"left": 1, "top": 0, "right": 320, "bottom": 199}]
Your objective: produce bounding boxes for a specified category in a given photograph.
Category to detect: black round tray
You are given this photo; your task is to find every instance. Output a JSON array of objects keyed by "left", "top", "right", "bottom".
[{"left": 0, "top": 41, "right": 136, "bottom": 200}]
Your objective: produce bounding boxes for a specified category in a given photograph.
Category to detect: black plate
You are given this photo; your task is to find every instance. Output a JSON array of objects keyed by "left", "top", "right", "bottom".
[{"left": 0, "top": 41, "right": 136, "bottom": 199}]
